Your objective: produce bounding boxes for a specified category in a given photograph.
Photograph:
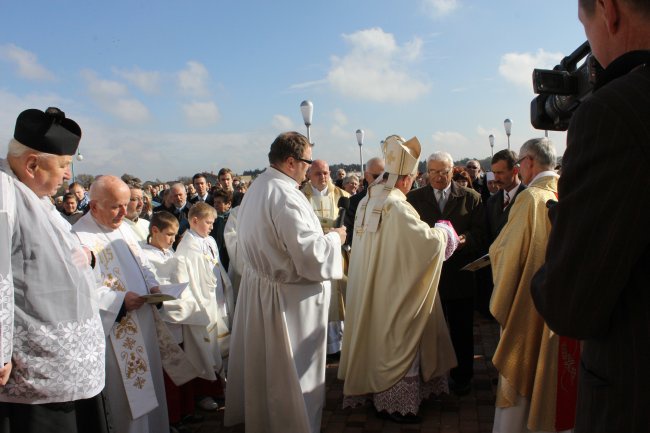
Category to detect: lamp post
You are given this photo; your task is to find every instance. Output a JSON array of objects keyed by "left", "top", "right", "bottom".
[
  {"left": 71, "top": 149, "right": 84, "bottom": 183},
  {"left": 356, "top": 129, "right": 364, "bottom": 174},
  {"left": 300, "top": 100, "right": 313, "bottom": 145},
  {"left": 489, "top": 134, "right": 495, "bottom": 158},
  {"left": 504, "top": 118, "right": 512, "bottom": 151}
]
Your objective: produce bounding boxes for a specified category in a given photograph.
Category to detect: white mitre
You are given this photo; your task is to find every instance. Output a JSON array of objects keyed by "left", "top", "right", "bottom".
[{"left": 362, "top": 135, "right": 421, "bottom": 232}]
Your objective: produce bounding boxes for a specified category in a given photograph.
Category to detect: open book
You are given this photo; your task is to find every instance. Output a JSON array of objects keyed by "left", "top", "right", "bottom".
[{"left": 141, "top": 282, "right": 188, "bottom": 303}]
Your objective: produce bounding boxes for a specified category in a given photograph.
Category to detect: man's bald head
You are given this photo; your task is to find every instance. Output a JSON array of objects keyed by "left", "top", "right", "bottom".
[
  {"left": 89, "top": 175, "right": 130, "bottom": 229},
  {"left": 365, "top": 157, "right": 385, "bottom": 184},
  {"left": 309, "top": 159, "right": 330, "bottom": 191}
]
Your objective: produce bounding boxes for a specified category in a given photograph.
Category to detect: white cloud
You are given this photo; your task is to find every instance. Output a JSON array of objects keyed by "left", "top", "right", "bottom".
[
  {"left": 499, "top": 49, "right": 564, "bottom": 88},
  {"left": 289, "top": 79, "right": 328, "bottom": 90},
  {"left": 423, "top": 0, "right": 460, "bottom": 17},
  {"left": 112, "top": 67, "right": 161, "bottom": 94},
  {"left": 332, "top": 108, "right": 348, "bottom": 126},
  {"left": 325, "top": 28, "right": 430, "bottom": 102},
  {"left": 182, "top": 101, "right": 220, "bottom": 127},
  {"left": 178, "top": 61, "right": 210, "bottom": 97},
  {"left": 430, "top": 131, "right": 473, "bottom": 160},
  {"left": 0, "top": 43, "right": 54, "bottom": 81},
  {"left": 81, "top": 70, "right": 151, "bottom": 123},
  {"left": 75, "top": 124, "right": 274, "bottom": 181},
  {"left": 271, "top": 114, "right": 294, "bottom": 131}
]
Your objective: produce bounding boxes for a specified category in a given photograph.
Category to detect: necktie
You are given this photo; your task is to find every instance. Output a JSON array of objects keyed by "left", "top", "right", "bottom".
[
  {"left": 503, "top": 192, "right": 510, "bottom": 210},
  {"left": 437, "top": 190, "right": 446, "bottom": 212}
]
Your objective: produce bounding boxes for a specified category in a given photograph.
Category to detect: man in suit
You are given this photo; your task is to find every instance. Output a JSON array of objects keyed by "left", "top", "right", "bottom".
[
  {"left": 531, "top": 1, "right": 650, "bottom": 432},
  {"left": 407, "top": 151, "right": 485, "bottom": 395},
  {"left": 153, "top": 182, "right": 190, "bottom": 247},
  {"left": 466, "top": 159, "right": 490, "bottom": 205},
  {"left": 486, "top": 150, "right": 526, "bottom": 243},
  {"left": 190, "top": 172, "right": 213, "bottom": 205}
]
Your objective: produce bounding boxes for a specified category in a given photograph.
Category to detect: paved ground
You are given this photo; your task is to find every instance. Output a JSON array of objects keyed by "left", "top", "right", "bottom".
[{"left": 193, "top": 313, "right": 499, "bottom": 433}]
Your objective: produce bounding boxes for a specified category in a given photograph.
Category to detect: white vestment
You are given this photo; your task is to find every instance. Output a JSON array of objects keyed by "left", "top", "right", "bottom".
[
  {"left": 124, "top": 217, "right": 150, "bottom": 246},
  {"left": 223, "top": 206, "right": 242, "bottom": 303},
  {"left": 225, "top": 167, "right": 343, "bottom": 433},
  {"left": 142, "top": 245, "right": 218, "bottom": 383},
  {"left": 73, "top": 215, "right": 168, "bottom": 433},
  {"left": 171, "top": 229, "right": 234, "bottom": 377},
  {"left": 0, "top": 159, "right": 105, "bottom": 404}
]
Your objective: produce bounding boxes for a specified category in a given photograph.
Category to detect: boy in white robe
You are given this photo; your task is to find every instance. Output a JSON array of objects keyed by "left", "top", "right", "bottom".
[
  {"left": 174, "top": 202, "right": 234, "bottom": 411},
  {"left": 142, "top": 211, "right": 203, "bottom": 431}
]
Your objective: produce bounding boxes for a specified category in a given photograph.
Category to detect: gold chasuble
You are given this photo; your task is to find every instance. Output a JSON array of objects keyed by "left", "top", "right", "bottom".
[
  {"left": 490, "top": 174, "right": 578, "bottom": 432},
  {"left": 301, "top": 181, "right": 350, "bottom": 324},
  {"left": 339, "top": 186, "right": 456, "bottom": 395},
  {"left": 300, "top": 181, "right": 349, "bottom": 230}
]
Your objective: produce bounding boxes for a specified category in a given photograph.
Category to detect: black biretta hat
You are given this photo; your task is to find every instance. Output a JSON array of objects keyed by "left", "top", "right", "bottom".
[{"left": 13, "top": 107, "right": 81, "bottom": 156}]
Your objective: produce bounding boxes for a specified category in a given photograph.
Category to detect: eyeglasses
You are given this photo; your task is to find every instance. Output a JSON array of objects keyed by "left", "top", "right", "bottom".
[
  {"left": 466, "top": 166, "right": 479, "bottom": 170},
  {"left": 515, "top": 155, "right": 531, "bottom": 167},
  {"left": 428, "top": 169, "right": 451, "bottom": 177},
  {"left": 296, "top": 157, "right": 313, "bottom": 165}
]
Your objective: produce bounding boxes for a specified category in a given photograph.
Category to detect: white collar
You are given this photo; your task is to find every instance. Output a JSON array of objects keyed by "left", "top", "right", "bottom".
[
  {"left": 530, "top": 170, "right": 559, "bottom": 184},
  {"left": 311, "top": 184, "right": 329, "bottom": 196}
]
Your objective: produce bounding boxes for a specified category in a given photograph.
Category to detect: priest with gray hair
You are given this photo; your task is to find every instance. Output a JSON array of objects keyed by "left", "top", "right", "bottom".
[{"left": 0, "top": 108, "right": 109, "bottom": 432}]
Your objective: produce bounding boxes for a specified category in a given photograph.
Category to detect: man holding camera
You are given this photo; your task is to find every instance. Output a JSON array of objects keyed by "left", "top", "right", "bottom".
[{"left": 531, "top": 1, "right": 650, "bottom": 432}]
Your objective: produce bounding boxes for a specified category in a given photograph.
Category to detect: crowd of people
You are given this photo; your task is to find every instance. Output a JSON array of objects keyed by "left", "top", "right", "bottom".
[{"left": 1, "top": 2, "right": 650, "bottom": 433}]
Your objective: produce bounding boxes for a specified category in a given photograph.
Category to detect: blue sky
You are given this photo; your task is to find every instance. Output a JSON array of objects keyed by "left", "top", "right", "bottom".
[{"left": 0, "top": 0, "right": 586, "bottom": 181}]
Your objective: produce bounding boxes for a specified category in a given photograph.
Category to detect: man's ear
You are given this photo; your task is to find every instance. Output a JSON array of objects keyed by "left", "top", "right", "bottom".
[
  {"left": 601, "top": 0, "right": 621, "bottom": 34},
  {"left": 24, "top": 154, "right": 40, "bottom": 179}
]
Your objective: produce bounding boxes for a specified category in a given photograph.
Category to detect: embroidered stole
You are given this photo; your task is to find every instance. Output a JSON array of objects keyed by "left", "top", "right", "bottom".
[
  {"left": 96, "top": 243, "right": 158, "bottom": 419},
  {"left": 93, "top": 230, "right": 199, "bottom": 419}
]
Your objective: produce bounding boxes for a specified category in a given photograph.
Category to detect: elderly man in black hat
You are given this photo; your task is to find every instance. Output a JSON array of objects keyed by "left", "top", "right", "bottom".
[{"left": 0, "top": 108, "right": 109, "bottom": 432}]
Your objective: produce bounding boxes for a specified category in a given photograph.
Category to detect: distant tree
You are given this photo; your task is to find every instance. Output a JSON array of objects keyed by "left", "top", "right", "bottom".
[
  {"left": 121, "top": 173, "right": 141, "bottom": 185},
  {"left": 177, "top": 176, "right": 191, "bottom": 184},
  {"left": 75, "top": 174, "right": 95, "bottom": 188},
  {"left": 243, "top": 168, "right": 264, "bottom": 176}
]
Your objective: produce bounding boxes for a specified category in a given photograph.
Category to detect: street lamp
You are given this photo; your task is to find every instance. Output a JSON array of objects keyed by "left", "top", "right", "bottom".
[
  {"left": 504, "top": 118, "right": 512, "bottom": 151},
  {"left": 356, "top": 129, "right": 364, "bottom": 174},
  {"left": 489, "top": 134, "right": 495, "bottom": 158},
  {"left": 72, "top": 149, "right": 84, "bottom": 183},
  {"left": 300, "top": 100, "right": 313, "bottom": 145}
]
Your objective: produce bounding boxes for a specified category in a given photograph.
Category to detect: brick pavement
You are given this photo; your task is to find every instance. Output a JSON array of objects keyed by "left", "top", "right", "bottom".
[{"left": 193, "top": 313, "right": 499, "bottom": 433}]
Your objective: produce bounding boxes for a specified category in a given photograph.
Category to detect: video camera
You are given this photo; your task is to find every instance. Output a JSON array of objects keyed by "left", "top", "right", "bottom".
[{"left": 530, "top": 41, "right": 603, "bottom": 131}]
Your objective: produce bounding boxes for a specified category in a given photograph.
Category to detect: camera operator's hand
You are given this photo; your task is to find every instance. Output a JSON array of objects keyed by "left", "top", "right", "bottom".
[{"left": 457, "top": 234, "right": 467, "bottom": 249}]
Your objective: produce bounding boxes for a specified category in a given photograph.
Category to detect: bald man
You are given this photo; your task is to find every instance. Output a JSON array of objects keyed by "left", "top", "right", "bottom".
[
  {"left": 300, "top": 159, "right": 349, "bottom": 356},
  {"left": 344, "top": 156, "right": 385, "bottom": 246},
  {"left": 74, "top": 175, "right": 169, "bottom": 433}
]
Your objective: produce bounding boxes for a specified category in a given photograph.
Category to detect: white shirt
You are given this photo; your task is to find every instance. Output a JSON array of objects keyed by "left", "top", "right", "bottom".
[{"left": 311, "top": 184, "right": 328, "bottom": 196}]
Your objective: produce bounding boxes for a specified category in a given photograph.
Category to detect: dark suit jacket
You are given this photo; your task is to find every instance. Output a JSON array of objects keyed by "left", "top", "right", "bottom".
[
  {"left": 407, "top": 181, "right": 486, "bottom": 300},
  {"left": 153, "top": 202, "right": 190, "bottom": 248},
  {"left": 531, "top": 52, "right": 650, "bottom": 433},
  {"left": 472, "top": 174, "right": 491, "bottom": 206},
  {"left": 485, "top": 183, "right": 526, "bottom": 243},
  {"left": 189, "top": 193, "right": 213, "bottom": 206},
  {"left": 344, "top": 188, "right": 367, "bottom": 246}
]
